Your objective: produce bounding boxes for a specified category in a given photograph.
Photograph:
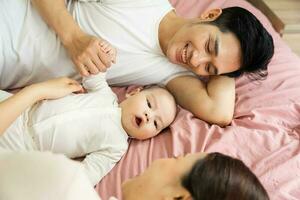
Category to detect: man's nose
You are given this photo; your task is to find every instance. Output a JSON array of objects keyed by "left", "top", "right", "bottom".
[{"left": 190, "top": 50, "right": 210, "bottom": 68}]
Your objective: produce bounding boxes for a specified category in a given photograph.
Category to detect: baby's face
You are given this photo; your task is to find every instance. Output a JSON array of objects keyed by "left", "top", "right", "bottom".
[{"left": 120, "top": 87, "right": 176, "bottom": 140}]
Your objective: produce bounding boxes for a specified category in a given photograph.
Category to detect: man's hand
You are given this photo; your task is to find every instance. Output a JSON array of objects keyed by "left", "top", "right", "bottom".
[{"left": 65, "top": 32, "right": 117, "bottom": 76}]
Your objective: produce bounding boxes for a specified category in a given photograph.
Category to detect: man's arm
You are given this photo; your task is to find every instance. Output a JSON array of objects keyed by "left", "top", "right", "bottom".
[
  {"left": 166, "top": 75, "right": 235, "bottom": 126},
  {"left": 31, "top": 0, "right": 80, "bottom": 47},
  {"left": 31, "top": 0, "right": 116, "bottom": 75}
]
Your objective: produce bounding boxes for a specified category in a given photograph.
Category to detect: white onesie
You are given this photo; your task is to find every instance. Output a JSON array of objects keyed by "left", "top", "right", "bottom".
[{"left": 0, "top": 73, "right": 128, "bottom": 186}]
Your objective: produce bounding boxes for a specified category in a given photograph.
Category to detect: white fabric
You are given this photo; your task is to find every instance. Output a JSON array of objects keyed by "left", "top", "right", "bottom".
[
  {"left": 0, "top": 0, "right": 192, "bottom": 89},
  {"left": 0, "top": 0, "right": 78, "bottom": 89},
  {"left": 0, "top": 151, "right": 101, "bottom": 200},
  {"left": 0, "top": 73, "right": 129, "bottom": 186}
]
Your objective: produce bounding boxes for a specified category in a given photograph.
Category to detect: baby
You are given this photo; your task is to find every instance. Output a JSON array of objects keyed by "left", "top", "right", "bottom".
[{"left": 0, "top": 73, "right": 177, "bottom": 186}]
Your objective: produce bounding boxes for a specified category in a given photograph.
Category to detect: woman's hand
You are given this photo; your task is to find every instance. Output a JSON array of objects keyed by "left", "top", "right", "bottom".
[
  {"left": 65, "top": 32, "right": 117, "bottom": 76},
  {"left": 31, "top": 77, "right": 84, "bottom": 101}
]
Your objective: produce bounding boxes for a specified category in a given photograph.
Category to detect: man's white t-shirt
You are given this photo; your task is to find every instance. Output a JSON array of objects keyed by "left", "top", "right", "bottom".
[{"left": 0, "top": 0, "right": 191, "bottom": 89}]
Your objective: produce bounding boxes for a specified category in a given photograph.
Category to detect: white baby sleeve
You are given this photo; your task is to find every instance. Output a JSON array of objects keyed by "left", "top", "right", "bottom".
[{"left": 82, "top": 144, "right": 127, "bottom": 186}]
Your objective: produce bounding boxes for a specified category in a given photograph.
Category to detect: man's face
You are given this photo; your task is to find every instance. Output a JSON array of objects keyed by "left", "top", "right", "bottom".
[
  {"left": 166, "top": 23, "right": 242, "bottom": 76},
  {"left": 120, "top": 88, "right": 176, "bottom": 140},
  {"left": 121, "top": 153, "right": 206, "bottom": 200}
]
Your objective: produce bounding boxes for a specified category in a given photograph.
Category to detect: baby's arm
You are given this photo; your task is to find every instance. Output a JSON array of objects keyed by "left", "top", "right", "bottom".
[
  {"left": 82, "top": 73, "right": 110, "bottom": 93},
  {"left": 0, "top": 78, "right": 82, "bottom": 136},
  {"left": 82, "top": 147, "right": 127, "bottom": 186}
]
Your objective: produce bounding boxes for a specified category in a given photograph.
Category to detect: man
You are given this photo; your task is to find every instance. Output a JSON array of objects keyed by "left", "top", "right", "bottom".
[{"left": 0, "top": 0, "right": 274, "bottom": 126}]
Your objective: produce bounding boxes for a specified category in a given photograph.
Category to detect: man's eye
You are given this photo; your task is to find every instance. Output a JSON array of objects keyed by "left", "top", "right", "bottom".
[
  {"left": 207, "top": 42, "right": 211, "bottom": 53},
  {"left": 205, "top": 40, "right": 209, "bottom": 53},
  {"left": 205, "top": 64, "right": 209, "bottom": 73},
  {"left": 154, "top": 120, "right": 158, "bottom": 129},
  {"left": 147, "top": 99, "right": 151, "bottom": 108},
  {"left": 206, "top": 37, "right": 211, "bottom": 54}
]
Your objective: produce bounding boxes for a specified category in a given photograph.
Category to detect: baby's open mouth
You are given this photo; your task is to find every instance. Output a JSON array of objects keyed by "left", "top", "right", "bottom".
[{"left": 135, "top": 116, "right": 142, "bottom": 127}]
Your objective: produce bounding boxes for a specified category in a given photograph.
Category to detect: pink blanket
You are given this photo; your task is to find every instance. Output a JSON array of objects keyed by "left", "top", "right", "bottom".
[{"left": 96, "top": 0, "right": 300, "bottom": 199}]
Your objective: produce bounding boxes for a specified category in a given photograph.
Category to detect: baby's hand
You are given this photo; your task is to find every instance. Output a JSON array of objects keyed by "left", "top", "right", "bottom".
[{"left": 99, "top": 40, "right": 117, "bottom": 64}]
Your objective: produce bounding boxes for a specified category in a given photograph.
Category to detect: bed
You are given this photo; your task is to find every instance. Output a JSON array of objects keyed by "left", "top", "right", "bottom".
[{"left": 95, "top": 0, "right": 300, "bottom": 199}]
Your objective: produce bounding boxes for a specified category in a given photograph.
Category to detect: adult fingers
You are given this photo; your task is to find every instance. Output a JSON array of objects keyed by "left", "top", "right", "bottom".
[
  {"left": 84, "top": 59, "right": 99, "bottom": 74},
  {"left": 100, "top": 41, "right": 110, "bottom": 53},
  {"left": 97, "top": 50, "right": 112, "bottom": 70},
  {"left": 70, "top": 83, "right": 83, "bottom": 92},
  {"left": 77, "top": 63, "right": 90, "bottom": 77},
  {"left": 108, "top": 48, "right": 117, "bottom": 64},
  {"left": 65, "top": 78, "right": 81, "bottom": 86},
  {"left": 90, "top": 53, "right": 107, "bottom": 73}
]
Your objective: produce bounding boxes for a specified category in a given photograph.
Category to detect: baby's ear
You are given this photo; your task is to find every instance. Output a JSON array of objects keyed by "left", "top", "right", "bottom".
[{"left": 125, "top": 86, "right": 143, "bottom": 98}]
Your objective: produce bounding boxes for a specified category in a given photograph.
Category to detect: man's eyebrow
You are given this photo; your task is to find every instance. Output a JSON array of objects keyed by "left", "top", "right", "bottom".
[{"left": 215, "top": 36, "right": 219, "bottom": 56}]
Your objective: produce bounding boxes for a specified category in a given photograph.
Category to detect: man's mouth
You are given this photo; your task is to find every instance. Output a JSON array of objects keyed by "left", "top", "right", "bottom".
[{"left": 176, "top": 44, "right": 188, "bottom": 64}]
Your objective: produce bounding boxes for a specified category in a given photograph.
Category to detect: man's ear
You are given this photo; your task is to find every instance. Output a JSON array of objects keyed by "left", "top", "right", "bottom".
[
  {"left": 199, "top": 8, "right": 222, "bottom": 22},
  {"left": 125, "top": 86, "right": 143, "bottom": 98}
]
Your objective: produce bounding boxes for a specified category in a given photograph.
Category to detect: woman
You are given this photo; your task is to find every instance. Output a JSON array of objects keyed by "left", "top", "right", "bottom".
[
  {"left": 0, "top": 151, "right": 269, "bottom": 200},
  {"left": 122, "top": 152, "right": 269, "bottom": 200}
]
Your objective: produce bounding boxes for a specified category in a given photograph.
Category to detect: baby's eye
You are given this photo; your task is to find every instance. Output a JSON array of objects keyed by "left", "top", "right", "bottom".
[
  {"left": 147, "top": 99, "right": 152, "bottom": 108},
  {"left": 154, "top": 120, "right": 158, "bottom": 129}
]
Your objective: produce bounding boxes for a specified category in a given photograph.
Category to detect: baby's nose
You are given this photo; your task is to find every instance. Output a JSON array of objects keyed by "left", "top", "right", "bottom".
[
  {"left": 144, "top": 113, "right": 149, "bottom": 122},
  {"left": 145, "top": 112, "right": 154, "bottom": 122}
]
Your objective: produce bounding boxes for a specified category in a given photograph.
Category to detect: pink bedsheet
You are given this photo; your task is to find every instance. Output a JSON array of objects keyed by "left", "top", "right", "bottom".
[{"left": 96, "top": 0, "right": 300, "bottom": 199}]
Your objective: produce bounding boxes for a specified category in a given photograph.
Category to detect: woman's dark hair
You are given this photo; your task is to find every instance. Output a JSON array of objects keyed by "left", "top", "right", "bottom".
[
  {"left": 182, "top": 152, "right": 269, "bottom": 200},
  {"left": 206, "top": 7, "right": 274, "bottom": 81}
]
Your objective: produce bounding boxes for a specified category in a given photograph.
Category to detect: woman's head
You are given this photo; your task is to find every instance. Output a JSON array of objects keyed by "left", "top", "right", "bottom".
[
  {"left": 120, "top": 85, "right": 177, "bottom": 140},
  {"left": 122, "top": 152, "right": 269, "bottom": 200},
  {"left": 182, "top": 152, "right": 269, "bottom": 200}
]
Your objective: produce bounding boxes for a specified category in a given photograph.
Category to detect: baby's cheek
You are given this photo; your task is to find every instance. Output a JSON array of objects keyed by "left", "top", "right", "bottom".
[{"left": 141, "top": 129, "right": 157, "bottom": 140}]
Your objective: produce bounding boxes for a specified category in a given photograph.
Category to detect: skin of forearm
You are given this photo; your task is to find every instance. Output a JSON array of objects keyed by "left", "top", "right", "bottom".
[
  {"left": 0, "top": 86, "right": 42, "bottom": 136},
  {"left": 31, "top": 0, "right": 84, "bottom": 46},
  {"left": 206, "top": 76, "right": 235, "bottom": 125},
  {"left": 166, "top": 75, "right": 234, "bottom": 126}
]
